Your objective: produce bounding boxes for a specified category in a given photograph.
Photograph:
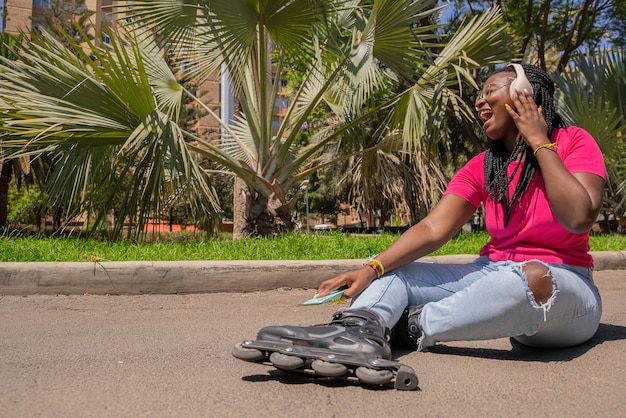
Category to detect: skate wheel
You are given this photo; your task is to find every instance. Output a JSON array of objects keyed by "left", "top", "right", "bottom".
[
  {"left": 269, "top": 352, "right": 305, "bottom": 370},
  {"left": 355, "top": 366, "right": 394, "bottom": 385},
  {"left": 232, "top": 343, "right": 265, "bottom": 361},
  {"left": 311, "top": 359, "right": 348, "bottom": 377},
  {"left": 395, "top": 366, "right": 419, "bottom": 391}
]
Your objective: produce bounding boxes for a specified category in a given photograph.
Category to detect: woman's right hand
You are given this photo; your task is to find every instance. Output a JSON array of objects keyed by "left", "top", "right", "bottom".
[{"left": 315, "top": 266, "right": 378, "bottom": 299}]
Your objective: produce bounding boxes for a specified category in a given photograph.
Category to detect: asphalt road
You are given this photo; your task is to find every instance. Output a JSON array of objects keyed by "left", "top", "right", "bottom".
[{"left": 1, "top": 270, "right": 625, "bottom": 417}]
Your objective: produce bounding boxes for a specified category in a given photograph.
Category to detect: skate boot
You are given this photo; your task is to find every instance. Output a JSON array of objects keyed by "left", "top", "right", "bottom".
[
  {"left": 256, "top": 309, "right": 393, "bottom": 360},
  {"left": 390, "top": 305, "right": 423, "bottom": 350},
  {"left": 232, "top": 309, "right": 419, "bottom": 390}
]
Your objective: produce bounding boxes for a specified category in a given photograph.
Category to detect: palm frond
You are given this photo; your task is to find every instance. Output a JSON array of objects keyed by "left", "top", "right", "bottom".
[
  {"left": 554, "top": 48, "right": 626, "bottom": 220},
  {"left": 384, "top": 6, "right": 516, "bottom": 154},
  {"left": 0, "top": 26, "right": 220, "bottom": 238}
]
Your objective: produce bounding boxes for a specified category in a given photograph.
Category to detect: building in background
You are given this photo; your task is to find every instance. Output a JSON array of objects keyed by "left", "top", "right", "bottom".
[{"left": 2, "top": 0, "right": 110, "bottom": 37}]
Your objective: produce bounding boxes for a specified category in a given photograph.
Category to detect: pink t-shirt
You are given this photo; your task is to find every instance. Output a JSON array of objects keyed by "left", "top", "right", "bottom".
[{"left": 445, "top": 126, "right": 606, "bottom": 267}]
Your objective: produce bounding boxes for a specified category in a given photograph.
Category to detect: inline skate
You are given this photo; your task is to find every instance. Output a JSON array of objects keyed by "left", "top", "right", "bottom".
[{"left": 232, "top": 309, "right": 419, "bottom": 390}]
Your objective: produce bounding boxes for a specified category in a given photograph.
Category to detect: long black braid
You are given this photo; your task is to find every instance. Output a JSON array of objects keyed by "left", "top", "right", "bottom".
[{"left": 484, "top": 64, "right": 568, "bottom": 226}]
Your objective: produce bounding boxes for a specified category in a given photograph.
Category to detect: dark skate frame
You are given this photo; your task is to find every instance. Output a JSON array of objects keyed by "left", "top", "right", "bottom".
[{"left": 233, "top": 339, "right": 419, "bottom": 391}]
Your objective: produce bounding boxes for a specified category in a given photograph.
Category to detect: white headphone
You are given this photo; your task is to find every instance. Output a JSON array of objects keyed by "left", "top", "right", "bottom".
[{"left": 508, "top": 63, "right": 533, "bottom": 99}]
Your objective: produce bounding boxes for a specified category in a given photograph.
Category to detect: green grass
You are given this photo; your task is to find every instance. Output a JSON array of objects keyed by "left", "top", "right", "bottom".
[{"left": 0, "top": 230, "right": 623, "bottom": 262}]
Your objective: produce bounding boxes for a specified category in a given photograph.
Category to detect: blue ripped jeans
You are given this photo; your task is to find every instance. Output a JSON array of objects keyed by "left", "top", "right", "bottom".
[{"left": 349, "top": 257, "right": 602, "bottom": 349}]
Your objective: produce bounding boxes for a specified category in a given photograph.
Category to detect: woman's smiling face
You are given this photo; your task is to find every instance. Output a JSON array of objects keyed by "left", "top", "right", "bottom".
[{"left": 475, "top": 72, "right": 518, "bottom": 142}]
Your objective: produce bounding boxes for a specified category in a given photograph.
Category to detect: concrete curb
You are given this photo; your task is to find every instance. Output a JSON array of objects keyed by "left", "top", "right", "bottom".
[{"left": 1, "top": 252, "right": 624, "bottom": 296}]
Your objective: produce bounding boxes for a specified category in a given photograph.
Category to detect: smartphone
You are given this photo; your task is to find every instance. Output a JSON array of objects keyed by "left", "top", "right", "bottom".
[{"left": 302, "top": 286, "right": 348, "bottom": 306}]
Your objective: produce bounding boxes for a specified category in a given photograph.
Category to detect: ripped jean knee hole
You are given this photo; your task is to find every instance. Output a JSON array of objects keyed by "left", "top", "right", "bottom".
[{"left": 518, "top": 261, "right": 559, "bottom": 321}]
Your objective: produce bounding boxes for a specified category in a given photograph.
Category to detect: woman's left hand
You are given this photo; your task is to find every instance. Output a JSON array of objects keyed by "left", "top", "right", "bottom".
[{"left": 505, "top": 89, "right": 549, "bottom": 149}]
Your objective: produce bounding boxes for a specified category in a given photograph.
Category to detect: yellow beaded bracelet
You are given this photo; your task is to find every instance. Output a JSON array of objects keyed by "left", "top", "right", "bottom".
[
  {"left": 364, "top": 259, "right": 385, "bottom": 279},
  {"left": 533, "top": 142, "right": 557, "bottom": 156}
]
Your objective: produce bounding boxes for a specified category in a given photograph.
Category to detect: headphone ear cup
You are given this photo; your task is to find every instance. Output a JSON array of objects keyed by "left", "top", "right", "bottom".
[{"left": 508, "top": 63, "right": 533, "bottom": 99}]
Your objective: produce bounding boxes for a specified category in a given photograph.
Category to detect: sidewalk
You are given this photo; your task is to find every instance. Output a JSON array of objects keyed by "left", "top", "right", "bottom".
[{"left": 1, "top": 251, "right": 624, "bottom": 295}]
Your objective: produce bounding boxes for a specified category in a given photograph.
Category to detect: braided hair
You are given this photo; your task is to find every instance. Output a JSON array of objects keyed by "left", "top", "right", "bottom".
[{"left": 483, "top": 64, "right": 567, "bottom": 226}]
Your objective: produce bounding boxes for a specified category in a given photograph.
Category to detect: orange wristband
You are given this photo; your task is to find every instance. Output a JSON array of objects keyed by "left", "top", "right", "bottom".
[
  {"left": 363, "top": 259, "right": 385, "bottom": 279},
  {"left": 533, "top": 142, "right": 557, "bottom": 156}
]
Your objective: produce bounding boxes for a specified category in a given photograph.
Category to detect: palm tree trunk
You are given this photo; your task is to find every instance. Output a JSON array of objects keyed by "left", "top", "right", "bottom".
[
  {"left": 0, "top": 161, "right": 12, "bottom": 227},
  {"left": 232, "top": 176, "right": 296, "bottom": 237},
  {"left": 232, "top": 177, "right": 248, "bottom": 239}
]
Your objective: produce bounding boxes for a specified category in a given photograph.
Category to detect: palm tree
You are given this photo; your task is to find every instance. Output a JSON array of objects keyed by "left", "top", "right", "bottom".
[
  {"left": 116, "top": 0, "right": 516, "bottom": 235},
  {"left": 1, "top": 0, "right": 517, "bottom": 237},
  {"left": 0, "top": 32, "right": 27, "bottom": 228},
  {"left": 554, "top": 48, "right": 626, "bottom": 232},
  {"left": 0, "top": 27, "right": 220, "bottom": 238}
]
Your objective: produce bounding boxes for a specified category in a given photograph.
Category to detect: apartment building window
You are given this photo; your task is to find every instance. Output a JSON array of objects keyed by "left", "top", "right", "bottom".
[
  {"left": 271, "top": 78, "right": 289, "bottom": 88},
  {"left": 274, "top": 98, "right": 289, "bottom": 108},
  {"left": 181, "top": 61, "right": 197, "bottom": 75},
  {"left": 33, "top": 0, "right": 51, "bottom": 8}
]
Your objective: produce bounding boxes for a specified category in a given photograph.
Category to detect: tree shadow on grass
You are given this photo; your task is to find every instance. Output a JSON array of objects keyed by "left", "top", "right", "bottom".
[{"left": 413, "top": 323, "right": 626, "bottom": 362}]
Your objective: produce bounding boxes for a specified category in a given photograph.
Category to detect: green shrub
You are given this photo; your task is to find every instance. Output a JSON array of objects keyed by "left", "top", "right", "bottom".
[{"left": 8, "top": 184, "right": 42, "bottom": 226}]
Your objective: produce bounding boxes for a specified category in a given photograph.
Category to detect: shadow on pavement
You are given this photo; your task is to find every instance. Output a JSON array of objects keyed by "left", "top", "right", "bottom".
[
  {"left": 242, "top": 369, "right": 405, "bottom": 391},
  {"left": 238, "top": 323, "right": 626, "bottom": 389},
  {"left": 423, "top": 323, "right": 626, "bottom": 362}
]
